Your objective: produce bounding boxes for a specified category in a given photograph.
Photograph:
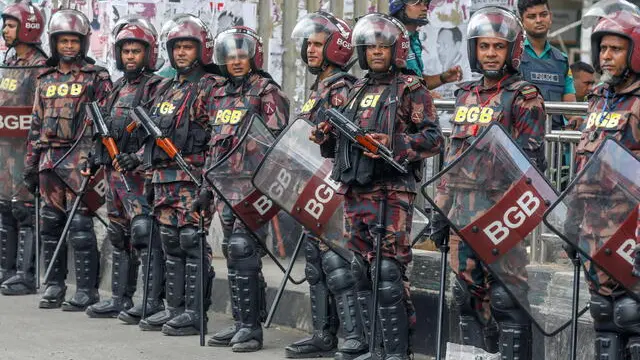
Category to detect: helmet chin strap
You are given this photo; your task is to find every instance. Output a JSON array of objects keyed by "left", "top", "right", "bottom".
[
  {"left": 176, "top": 59, "right": 200, "bottom": 75},
  {"left": 308, "top": 60, "right": 328, "bottom": 75},
  {"left": 480, "top": 63, "right": 506, "bottom": 79},
  {"left": 60, "top": 54, "right": 82, "bottom": 63},
  {"left": 124, "top": 66, "right": 145, "bottom": 80}
]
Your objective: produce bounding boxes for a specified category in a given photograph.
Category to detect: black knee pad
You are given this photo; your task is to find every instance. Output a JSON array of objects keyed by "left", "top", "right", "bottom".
[
  {"left": 107, "top": 222, "right": 127, "bottom": 250},
  {"left": 178, "top": 225, "right": 199, "bottom": 258},
  {"left": 11, "top": 201, "right": 33, "bottom": 224},
  {"left": 68, "top": 214, "right": 96, "bottom": 251},
  {"left": 614, "top": 296, "right": 640, "bottom": 335},
  {"left": 489, "top": 284, "right": 529, "bottom": 325},
  {"left": 0, "top": 200, "right": 13, "bottom": 217},
  {"left": 228, "top": 232, "right": 260, "bottom": 272},
  {"left": 590, "top": 293, "right": 617, "bottom": 333},
  {"left": 41, "top": 206, "right": 65, "bottom": 237},
  {"left": 322, "top": 249, "right": 356, "bottom": 293},
  {"left": 304, "top": 240, "right": 323, "bottom": 286},
  {"left": 130, "top": 215, "right": 154, "bottom": 249},
  {"left": 159, "top": 225, "right": 182, "bottom": 258},
  {"left": 376, "top": 258, "right": 405, "bottom": 307}
]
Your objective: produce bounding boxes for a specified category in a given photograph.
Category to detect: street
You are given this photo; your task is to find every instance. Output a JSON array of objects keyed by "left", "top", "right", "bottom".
[{"left": 0, "top": 292, "right": 306, "bottom": 360}]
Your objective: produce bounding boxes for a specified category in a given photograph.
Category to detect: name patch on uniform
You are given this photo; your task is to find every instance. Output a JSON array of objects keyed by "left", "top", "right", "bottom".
[
  {"left": 156, "top": 102, "right": 176, "bottom": 115},
  {"left": 585, "top": 112, "right": 622, "bottom": 129},
  {"left": 214, "top": 109, "right": 247, "bottom": 125},
  {"left": 453, "top": 106, "right": 494, "bottom": 124},
  {"left": 301, "top": 98, "right": 316, "bottom": 113},
  {"left": 44, "top": 83, "right": 84, "bottom": 98},
  {"left": 0, "top": 78, "right": 18, "bottom": 92},
  {"left": 530, "top": 72, "right": 560, "bottom": 83},
  {"left": 360, "top": 94, "right": 381, "bottom": 108}
]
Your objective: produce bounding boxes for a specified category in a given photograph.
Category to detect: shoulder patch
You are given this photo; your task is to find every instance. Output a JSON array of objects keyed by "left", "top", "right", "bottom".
[
  {"left": 402, "top": 75, "right": 422, "bottom": 91},
  {"left": 520, "top": 85, "right": 539, "bottom": 100}
]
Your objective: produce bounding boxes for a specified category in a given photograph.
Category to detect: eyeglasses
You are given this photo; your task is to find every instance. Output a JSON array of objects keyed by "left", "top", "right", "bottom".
[{"left": 404, "top": 0, "right": 431, "bottom": 6}]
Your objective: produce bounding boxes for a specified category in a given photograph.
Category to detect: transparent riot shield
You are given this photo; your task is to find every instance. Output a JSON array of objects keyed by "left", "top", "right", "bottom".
[
  {"left": 252, "top": 118, "right": 430, "bottom": 252},
  {"left": 204, "top": 115, "right": 305, "bottom": 282},
  {"left": 0, "top": 65, "right": 45, "bottom": 203},
  {"left": 544, "top": 138, "right": 640, "bottom": 298},
  {"left": 421, "top": 122, "right": 586, "bottom": 336}
]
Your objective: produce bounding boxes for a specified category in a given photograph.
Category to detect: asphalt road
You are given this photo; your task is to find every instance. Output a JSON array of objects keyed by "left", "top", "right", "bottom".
[{"left": 0, "top": 292, "right": 307, "bottom": 360}]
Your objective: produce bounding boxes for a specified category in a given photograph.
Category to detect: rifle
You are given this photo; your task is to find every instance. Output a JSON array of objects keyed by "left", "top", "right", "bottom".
[
  {"left": 127, "top": 106, "right": 202, "bottom": 187},
  {"left": 318, "top": 107, "right": 409, "bottom": 174},
  {"left": 85, "top": 102, "right": 132, "bottom": 192}
]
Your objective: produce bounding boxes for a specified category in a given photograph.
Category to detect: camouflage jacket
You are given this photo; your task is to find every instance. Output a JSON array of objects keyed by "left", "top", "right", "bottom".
[
  {"left": 4, "top": 47, "right": 47, "bottom": 67},
  {"left": 96, "top": 72, "right": 166, "bottom": 167},
  {"left": 25, "top": 61, "right": 112, "bottom": 173},
  {"left": 203, "top": 71, "right": 290, "bottom": 170},
  {"left": 576, "top": 77, "right": 640, "bottom": 172},
  {"left": 298, "top": 69, "right": 356, "bottom": 124},
  {"left": 331, "top": 71, "right": 442, "bottom": 193},
  {"left": 146, "top": 68, "right": 225, "bottom": 184}
]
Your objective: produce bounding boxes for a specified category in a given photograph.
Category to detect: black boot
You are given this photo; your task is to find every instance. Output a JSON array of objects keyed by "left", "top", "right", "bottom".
[
  {"left": 139, "top": 255, "right": 184, "bottom": 331},
  {"left": 209, "top": 267, "right": 240, "bottom": 346},
  {"left": 227, "top": 233, "right": 265, "bottom": 352},
  {"left": 62, "top": 248, "right": 100, "bottom": 311},
  {"left": 87, "top": 249, "right": 138, "bottom": 318},
  {"left": 325, "top": 252, "right": 369, "bottom": 360},
  {"left": 1, "top": 225, "right": 36, "bottom": 295},
  {"left": 39, "top": 233, "right": 67, "bottom": 309},
  {"left": 0, "top": 206, "right": 18, "bottom": 284},
  {"left": 119, "top": 247, "right": 165, "bottom": 325},
  {"left": 162, "top": 257, "right": 214, "bottom": 336},
  {"left": 285, "top": 240, "right": 338, "bottom": 358}
]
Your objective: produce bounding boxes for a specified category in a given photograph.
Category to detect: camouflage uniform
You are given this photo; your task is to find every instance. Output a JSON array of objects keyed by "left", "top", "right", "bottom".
[
  {"left": 139, "top": 67, "right": 223, "bottom": 335},
  {"left": 435, "top": 74, "right": 545, "bottom": 352},
  {"left": 284, "top": 69, "right": 359, "bottom": 357},
  {"left": 574, "top": 79, "right": 640, "bottom": 296},
  {"left": 85, "top": 72, "right": 166, "bottom": 319},
  {"left": 0, "top": 47, "right": 48, "bottom": 295},
  {"left": 204, "top": 71, "right": 290, "bottom": 350},
  {"left": 25, "top": 61, "right": 112, "bottom": 310},
  {"left": 329, "top": 71, "right": 442, "bottom": 358}
]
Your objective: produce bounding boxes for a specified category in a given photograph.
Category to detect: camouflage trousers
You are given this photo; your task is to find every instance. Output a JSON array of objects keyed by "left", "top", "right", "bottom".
[
  {"left": 343, "top": 188, "right": 416, "bottom": 326},
  {"left": 447, "top": 189, "right": 529, "bottom": 323},
  {"left": 106, "top": 169, "right": 150, "bottom": 231},
  {"left": 154, "top": 181, "right": 210, "bottom": 229},
  {"left": 40, "top": 169, "right": 92, "bottom": 217}
]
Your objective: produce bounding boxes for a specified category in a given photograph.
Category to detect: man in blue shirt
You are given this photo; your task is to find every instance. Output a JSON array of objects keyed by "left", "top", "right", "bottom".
[
  {"left": 518, "top": 0, "right": 577, "bottom": 129},
  {"left": 390, "top": 0, "right": 462, "bottom": 90}
]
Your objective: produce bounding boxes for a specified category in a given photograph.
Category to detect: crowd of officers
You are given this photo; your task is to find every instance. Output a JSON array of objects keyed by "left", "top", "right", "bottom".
[{"left": 0, "top": 0, "right": 637, "bottom": 359}]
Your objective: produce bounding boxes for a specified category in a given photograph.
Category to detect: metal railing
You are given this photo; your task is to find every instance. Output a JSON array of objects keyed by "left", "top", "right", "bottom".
[{"left": 428, "top": 100, "right": 589, "bottom": 263}]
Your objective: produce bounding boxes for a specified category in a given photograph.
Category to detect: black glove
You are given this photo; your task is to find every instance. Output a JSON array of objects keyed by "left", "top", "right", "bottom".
[
  {"left": 429, "top": 211, "right": 450, "bottom": 249},
  {"left": 191, "top": 188, "right": 213, "bottom": 213},
  {"left": 115, "top": 153, "right": 141, "bottom": 172},
  {"left": 144, "top": 178, "right": 154, "bottom": 205},
  {"left": 633, "top": 244, "right": 640, "bottom": 278},
  {"left": 83, "top": 152, "right": 101, "bottom": 176},
  {"left": 23, "top": 170, "right": 39, "bottom": 195}
]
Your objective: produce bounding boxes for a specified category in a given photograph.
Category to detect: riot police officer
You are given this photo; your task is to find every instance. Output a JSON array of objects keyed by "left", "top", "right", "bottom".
[
  {"left": 24, "top": 9, "right": 112, "bottom": 311},
  {"left": 137, "top": 14, "right": 222, "bottom": 336},
  {"left": 0, "top": 1, "right": 47, "bottom": 296},
  {"left": 193, "top": 26, "right": 290, "bottom": 352},
  {"left": 431, "top": 7, "right": 546, "bottom": 359},
  {"left": 313, "top": 13, "right": 442, "bottom": 360},
  {"left": 285, "top": 11, "right": 358, "bottom": 359},
  {"left": 84, "top": 17, "right": 166, "bottom": 320}
]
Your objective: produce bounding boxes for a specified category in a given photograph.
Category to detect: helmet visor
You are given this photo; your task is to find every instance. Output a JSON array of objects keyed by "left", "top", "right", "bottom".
[
  {"left": 352, "top": 13, "right": 403, "bottom": 47},
  {"left": 213, "top": 31, "right": 257, "bottom": 65},
  {"left": 583, "top": 0, "right": 640, "bottom": 28},
  {"left": 467, "top": 7, "right": 520, "bottom": 42}
]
